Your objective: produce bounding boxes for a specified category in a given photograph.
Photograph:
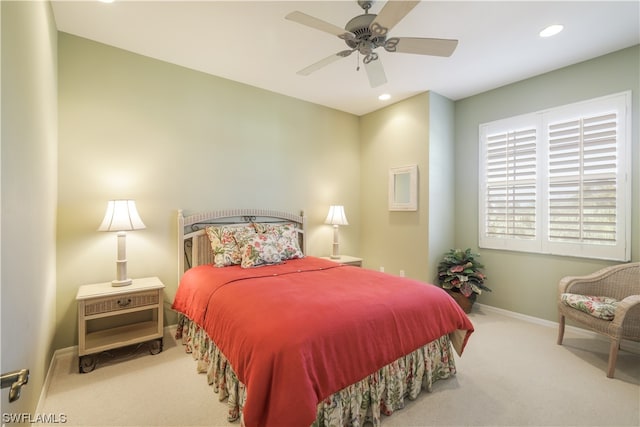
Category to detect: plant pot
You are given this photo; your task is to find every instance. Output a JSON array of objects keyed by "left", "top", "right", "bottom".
[{"left": 445, "top": 290, "right": 476, "bottom": 313}]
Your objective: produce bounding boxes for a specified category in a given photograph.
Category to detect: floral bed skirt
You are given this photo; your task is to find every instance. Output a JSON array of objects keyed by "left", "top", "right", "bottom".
[{"left": 175, "top": 314, "right": 458, "bottom": 427}]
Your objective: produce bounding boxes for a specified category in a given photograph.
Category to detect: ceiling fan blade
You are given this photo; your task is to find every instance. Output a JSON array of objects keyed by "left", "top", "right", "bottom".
[
  {"left": 364, "top": 58, "right": 387, "bottom": 88},
  {"left": 296, "top": 50, "right": 354, "bottom": 76},
  {"left": 370, "top": 0, "right": 421, "bottom": 37},
  {"left": 387, "top": 37, "right": 458, "bottom": 57},
  {"left": 286, "top": 11, "right": 355, "bottom": 40}
]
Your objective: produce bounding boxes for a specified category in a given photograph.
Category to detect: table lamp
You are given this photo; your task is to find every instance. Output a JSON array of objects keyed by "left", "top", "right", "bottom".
[
  {"left": 324, "top": 205, "right": 348, "bottom": 259},
  {"left": 98, "top": 200, "right": 146, "bottom": 286}
]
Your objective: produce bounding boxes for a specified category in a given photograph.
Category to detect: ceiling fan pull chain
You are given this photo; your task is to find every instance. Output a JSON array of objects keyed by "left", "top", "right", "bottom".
[{"left": 356, "top": 51, "right": 360, "bottom": 71}]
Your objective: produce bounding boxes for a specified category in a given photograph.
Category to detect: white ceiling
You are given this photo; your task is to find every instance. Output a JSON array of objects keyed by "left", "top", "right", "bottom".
[{"left": 51, "top": 0, "right": 640, "bottom": 116}]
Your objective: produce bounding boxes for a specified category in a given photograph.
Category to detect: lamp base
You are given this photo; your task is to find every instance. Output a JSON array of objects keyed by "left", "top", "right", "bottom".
[
  {"left": 330, "top": 255, "right": 341, "bottom": 259},
  {"left": 111, "top": 278, "right": 132, "bottom": 287}
]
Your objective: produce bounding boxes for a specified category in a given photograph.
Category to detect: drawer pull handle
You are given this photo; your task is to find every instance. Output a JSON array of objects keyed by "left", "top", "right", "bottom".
[{"left": 117, "top": 298, "right": 132, "bottom": 307}]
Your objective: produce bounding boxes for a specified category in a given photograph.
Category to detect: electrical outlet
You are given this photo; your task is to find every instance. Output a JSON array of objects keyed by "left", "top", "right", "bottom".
[
  {"left": 399, "top": 270, "right": 405, "bottom": 277},
  {"left": 380, "top": 266, "right": 385, "bottom": 272}
]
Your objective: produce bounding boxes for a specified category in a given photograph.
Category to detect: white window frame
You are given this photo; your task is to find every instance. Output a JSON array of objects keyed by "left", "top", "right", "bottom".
[{"left": 479, "top": 91, "right": 631, "bottom": 261}]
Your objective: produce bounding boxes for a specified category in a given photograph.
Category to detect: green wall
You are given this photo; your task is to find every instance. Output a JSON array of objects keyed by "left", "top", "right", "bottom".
[
  {"left": 53, "top": 32, "right": 640, "bottom": 350},
  {"left": 427, "top": 92, "right": 456, "bottom": 282},
  {"left": 454, "top": 45, "right": 640, "bottom": 321},
  {"left": 3, "top": 5, "right": 638, "bottom": 412},
  {"left": 56, "top": 33, "right": 361, "bottom": 350},
  {"left": 56, "top": 35, "right": 458, "bottom": 351}
]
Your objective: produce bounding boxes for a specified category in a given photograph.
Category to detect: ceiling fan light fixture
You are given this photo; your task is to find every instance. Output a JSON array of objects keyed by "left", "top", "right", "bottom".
[
  {"left": 286, "top": 0, "right": 457, "bottom": 88},
  {"left": 539, "top": 24, "right": 564, "bottom": 38},
  {"left": 378, "top": 93, "right": 391, "bottom": 101}
]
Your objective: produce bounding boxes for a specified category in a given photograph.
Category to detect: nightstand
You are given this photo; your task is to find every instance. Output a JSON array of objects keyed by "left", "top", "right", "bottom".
[
  {"left": 319, "top": 255, "right": 363, "bottom": 267},
  {"left": 76, "top": 276, "right": 165, "bottom": 373}
]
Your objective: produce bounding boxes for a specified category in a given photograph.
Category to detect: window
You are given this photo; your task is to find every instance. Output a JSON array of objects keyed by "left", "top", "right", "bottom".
[{"left": 479, "top": 92, "right": 631, "bottom": 261}]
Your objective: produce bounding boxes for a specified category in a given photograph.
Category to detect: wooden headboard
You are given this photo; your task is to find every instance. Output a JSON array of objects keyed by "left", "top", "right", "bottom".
[{"left": 177, "top": 209, "right": 306, "bottom": 280}]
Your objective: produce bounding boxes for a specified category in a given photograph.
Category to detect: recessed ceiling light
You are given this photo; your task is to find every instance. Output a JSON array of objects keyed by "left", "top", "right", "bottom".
[
  {"left": 98, "top": 0, "right": 115, "bottom": 3},
  {"left": 539, "top": 24, "right": 564, "bottom": 38},
  {"left": 378, "top": 94, "right": 391, "bottom": 101}
]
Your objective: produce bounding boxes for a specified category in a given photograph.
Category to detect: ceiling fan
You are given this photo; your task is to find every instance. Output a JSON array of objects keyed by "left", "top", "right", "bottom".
[{"left": 285, "top": 0, "right": 458, "bottom": 88}]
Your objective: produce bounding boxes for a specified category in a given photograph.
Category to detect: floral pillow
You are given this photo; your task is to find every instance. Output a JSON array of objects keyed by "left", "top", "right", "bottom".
[
  {"left": 252, "top": 222, "right": 304, "bottom": 260},
  {"left": 205, "top": 224, "right": 255, "bottom": 267},
  {"left": 560, "top": 293, "right": 618, "bottom": 321},
  {"left": 237, "top": 233, "right": 282, "bottom": 268}
]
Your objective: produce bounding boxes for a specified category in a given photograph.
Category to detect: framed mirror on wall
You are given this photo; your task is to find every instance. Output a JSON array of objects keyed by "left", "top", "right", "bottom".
[{"left": 389, "top": 165, "right": 418, "bottom": 211}]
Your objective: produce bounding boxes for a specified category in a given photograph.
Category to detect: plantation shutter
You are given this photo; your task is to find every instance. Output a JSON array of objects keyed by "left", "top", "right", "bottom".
[
  {"left": 479, "top": 91, "right": 630, "bottom": 261},
  {"left": 485, "top": 128, "right": 537, "bottom": 239},
  {"left": 479, "top": 113, "right": 541, "bottom": 252},
  {"left": 542, "top": 92, "right": 630, "bottom": 260},
  {"left": 547, "top": 113, "right": 618, "bottom": 245}
]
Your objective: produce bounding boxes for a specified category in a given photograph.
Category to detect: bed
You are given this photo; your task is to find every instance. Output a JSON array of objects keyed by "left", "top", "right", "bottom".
[{"left": 172, "top": 209, "right": 474, "bottom": 427}]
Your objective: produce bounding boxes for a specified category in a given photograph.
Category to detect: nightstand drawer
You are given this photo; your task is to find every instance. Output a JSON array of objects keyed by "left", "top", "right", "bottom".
[
  {"left": 76, "top": 277, "right": 165, "bottom": 372},
  {"left": 84, "top": 290, "right": 159, "bottom": 316}
]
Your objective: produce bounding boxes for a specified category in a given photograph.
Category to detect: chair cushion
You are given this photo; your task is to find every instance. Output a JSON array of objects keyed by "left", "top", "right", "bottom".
[{"left": 561, "top": 293, "right": 618, "bottom": 320}]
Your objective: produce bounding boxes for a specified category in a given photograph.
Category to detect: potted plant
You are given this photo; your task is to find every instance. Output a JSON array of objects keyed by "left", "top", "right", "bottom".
[{"left": 437, "top": 248, "right": 491, "bottom": 313}]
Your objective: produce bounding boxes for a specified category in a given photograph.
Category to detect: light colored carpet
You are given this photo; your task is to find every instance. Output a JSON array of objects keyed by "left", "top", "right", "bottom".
[{"left": 36, "top": 307, "right": 639, "bottom": 426}]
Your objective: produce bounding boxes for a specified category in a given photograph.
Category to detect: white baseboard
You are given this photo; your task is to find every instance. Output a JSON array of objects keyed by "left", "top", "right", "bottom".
[
  {"left": 35, "top": 345, "right": 76, "bottom": 414},
  {"left": 475, "top": 303, "right": 640, "bottom": 354},
  {"left": 36, "top": 325, "right": 178, "bottom": 413},
  {"left": 36, "top": 311, "right": 637, "bottom": 413}
]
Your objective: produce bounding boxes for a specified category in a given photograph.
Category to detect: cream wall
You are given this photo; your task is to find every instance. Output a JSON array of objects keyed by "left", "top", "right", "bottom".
[
  {"left": 56, "top": 34, "right": 360, "bottom": 350},
  {"left": 1, "top": 1, "right": 58, "bottom": 415},
  {"left": 360, "top": 93, "right": 429, "bottom": 279},
  {"left": 454, "top": 46, "right": 640, "bottom": 322},
  {"left": 360, "top": 92, "right": 455, "bottom": 282},
  {"left": 3, "top": 5, "right": 636, "bottom": 413},
  {"left": 51, "top": 30, "right": 640, "bottom": 352}
]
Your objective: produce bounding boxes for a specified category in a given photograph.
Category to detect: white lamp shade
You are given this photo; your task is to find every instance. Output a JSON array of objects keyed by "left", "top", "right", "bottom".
[
  {"left": 324, "top": 205, "right": 348, "bottom": 226},
  {"left": 98, "top": 200, "right": 146, "bottom": 232}
]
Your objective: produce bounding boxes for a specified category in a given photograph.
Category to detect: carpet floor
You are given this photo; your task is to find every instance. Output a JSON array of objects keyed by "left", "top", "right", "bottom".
[{"left": 36, "top": 306, "right": 639, "bottom": 426}]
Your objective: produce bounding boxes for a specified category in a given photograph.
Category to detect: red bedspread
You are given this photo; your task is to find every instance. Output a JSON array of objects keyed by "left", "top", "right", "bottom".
[{"left": 172, "top": 257, "right": 474, "bottom": 427}]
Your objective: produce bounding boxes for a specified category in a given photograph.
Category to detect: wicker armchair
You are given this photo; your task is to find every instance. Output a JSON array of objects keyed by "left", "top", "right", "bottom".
[{"left": 557, "top": 262, "right": 640, "bottom": 378}]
